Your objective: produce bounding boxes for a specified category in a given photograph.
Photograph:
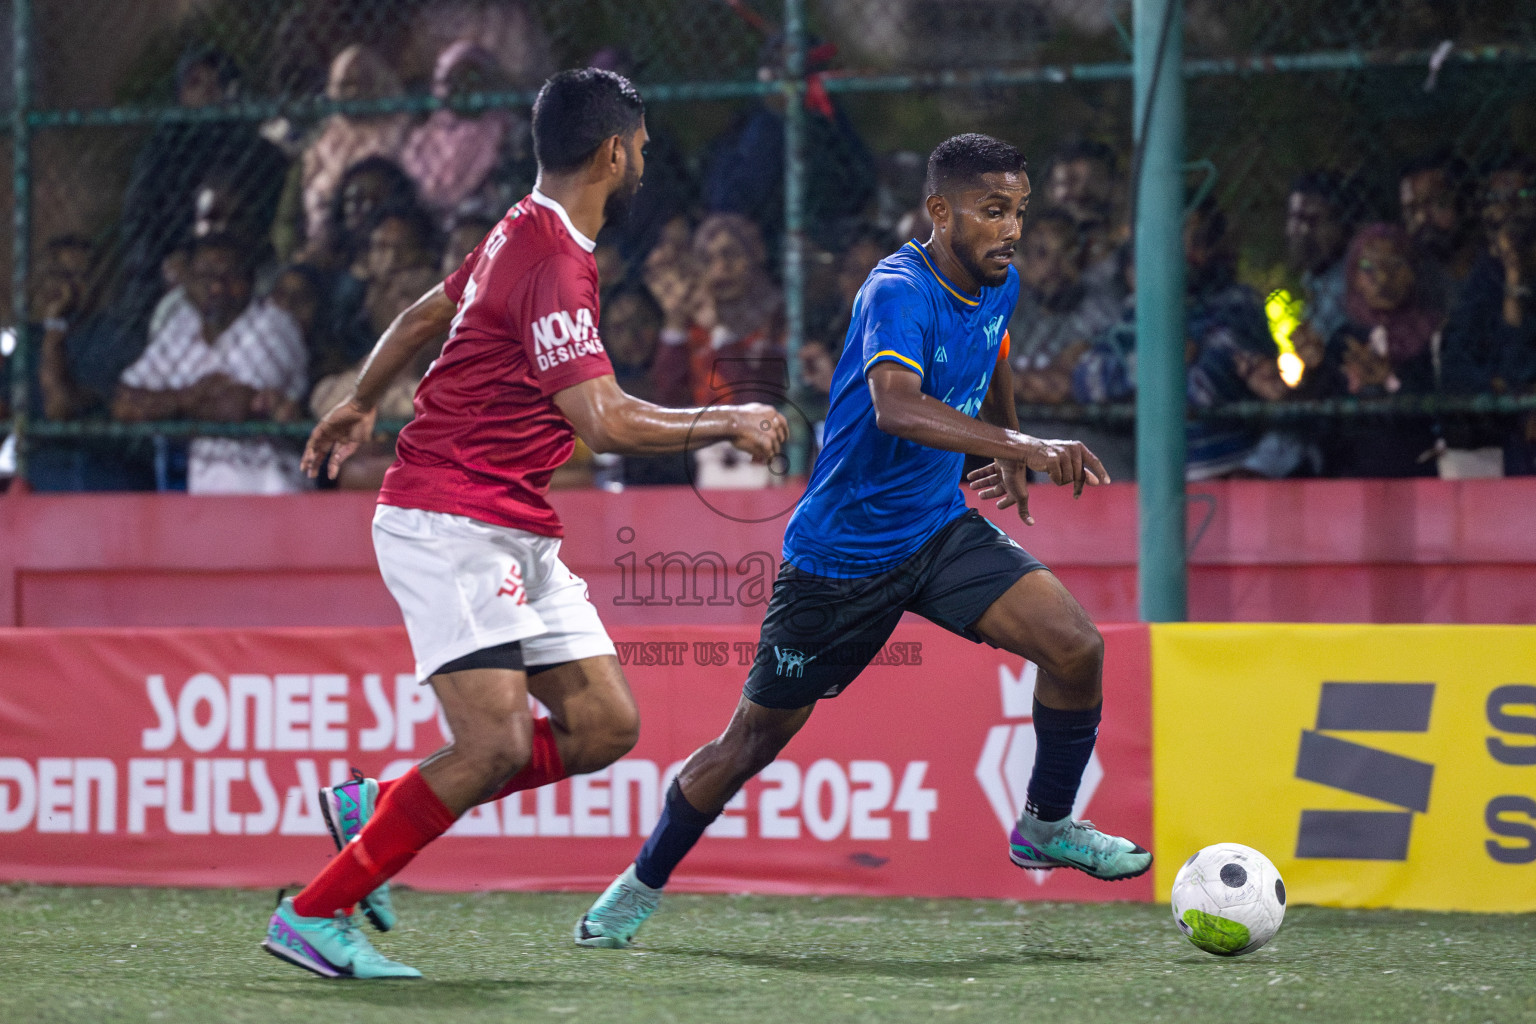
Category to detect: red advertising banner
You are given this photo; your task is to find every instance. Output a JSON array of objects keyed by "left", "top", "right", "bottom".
[{"left": 0, "top": 623, "right": 1151, "bottom": 901}]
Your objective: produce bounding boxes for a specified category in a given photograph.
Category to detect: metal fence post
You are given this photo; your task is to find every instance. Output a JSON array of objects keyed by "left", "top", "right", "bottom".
[
  {"left": 782, "top": 0, "right": 808, "bottom": 475},
  {"left": 1133, "top": 0, "right": 1187, "bottom": 621},
  {"left": 8, "top": 0, "right": 31, "bottom": 484}
]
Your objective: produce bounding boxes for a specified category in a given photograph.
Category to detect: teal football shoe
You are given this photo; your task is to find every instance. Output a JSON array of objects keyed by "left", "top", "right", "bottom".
[
  {"left": 1009, "top": 811, "right": 1152, "bottom": 881},
  {"left": 261, "top": 897, "right": 420, "bottom": 980},
  {"left": 574, "top": 864, "right": 662, "bottom": 948},
  {"left": 319, "top": 772, "right": 398, "bottom": 931}
]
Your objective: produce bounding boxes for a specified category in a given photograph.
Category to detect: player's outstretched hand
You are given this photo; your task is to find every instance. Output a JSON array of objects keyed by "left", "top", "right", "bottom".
[
  {"left": 728, "top": 403, "right": 790, "bottom": 463},
  {"left": 969, "top": 438, "right": 1110, "bottom": 524},
  {"left": 967, "top": 458, "right": 1037, "bottom": 524},
  {"left": 301, "top": 397, "right": 378, "bottom": 480}
]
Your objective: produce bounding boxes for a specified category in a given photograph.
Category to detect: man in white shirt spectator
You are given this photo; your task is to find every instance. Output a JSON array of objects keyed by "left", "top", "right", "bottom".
[{"left": 113, "top": 233, "right": 308, "bottom": 493}]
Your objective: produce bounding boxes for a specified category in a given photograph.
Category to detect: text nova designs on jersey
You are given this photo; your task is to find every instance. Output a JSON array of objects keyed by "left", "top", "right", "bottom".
[{"left": 531, "top": 308, "right": 604, "bottom": 372}]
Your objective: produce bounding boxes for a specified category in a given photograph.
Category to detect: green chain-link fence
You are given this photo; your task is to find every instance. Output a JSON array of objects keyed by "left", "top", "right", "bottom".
[{"left": 4, "top": 0, "right": 1536, "bottom": 490}]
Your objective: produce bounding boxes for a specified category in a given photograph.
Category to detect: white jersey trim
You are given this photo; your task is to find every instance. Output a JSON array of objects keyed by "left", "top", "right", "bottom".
[{"left": 530, "top": 189, "right": 597, "bottom": 252}]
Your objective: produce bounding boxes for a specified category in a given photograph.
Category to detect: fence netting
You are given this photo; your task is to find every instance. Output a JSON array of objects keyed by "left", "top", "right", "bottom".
[{"left": 3, "top": 0, "right": 1534, "bottom": 491}]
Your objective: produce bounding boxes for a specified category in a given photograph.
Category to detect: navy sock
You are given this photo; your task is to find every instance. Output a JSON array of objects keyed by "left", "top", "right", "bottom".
[
  {"left": 633, "top": 780, "right": 719, "bottom": 889},
  {"left": 1025, "top": 698, "right": 1102, "bottom": 823}
]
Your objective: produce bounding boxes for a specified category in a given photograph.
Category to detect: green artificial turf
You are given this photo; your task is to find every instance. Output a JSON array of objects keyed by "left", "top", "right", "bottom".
[{"left": 2, "top": 884, "right": 1532, "bottom": 1024}]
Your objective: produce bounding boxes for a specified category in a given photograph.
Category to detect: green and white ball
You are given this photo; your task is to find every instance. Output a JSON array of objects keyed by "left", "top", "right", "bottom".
[{"left": 1170, "top": 843, "right": 1286, "bottom": 956}]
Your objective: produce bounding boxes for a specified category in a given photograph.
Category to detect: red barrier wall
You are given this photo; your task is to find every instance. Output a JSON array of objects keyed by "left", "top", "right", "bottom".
[
  {"left": 0, "top": 624, "right": 1152, "bottom": 901},
  {"left": 1, "top": 479, "right": 1532, "bottom": 627}
]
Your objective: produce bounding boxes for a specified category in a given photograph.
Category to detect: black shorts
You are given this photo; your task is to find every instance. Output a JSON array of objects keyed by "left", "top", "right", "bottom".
[{"left": 743, "top": 510, "right": 1047, "bottom": 709}]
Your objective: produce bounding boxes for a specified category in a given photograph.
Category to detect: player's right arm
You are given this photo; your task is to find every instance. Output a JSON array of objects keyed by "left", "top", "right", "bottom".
[
  {"left": 554, "top": 374, "right": 786, "bottom": 461},
  {"left": 301, "top": 283, "right": 455, "bottom": 479}
]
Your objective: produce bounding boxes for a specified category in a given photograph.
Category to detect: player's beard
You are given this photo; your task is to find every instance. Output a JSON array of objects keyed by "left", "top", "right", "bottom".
[
  {"left": 603, "top": 162, "right": 643, "bottom": 227},
  {"left": 955, "top": 224, "right": 1014, "bottom": 289}
]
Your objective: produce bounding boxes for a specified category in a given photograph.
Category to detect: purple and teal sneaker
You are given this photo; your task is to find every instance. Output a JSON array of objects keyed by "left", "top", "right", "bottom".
[
  {"left": 575, "top": 864, "right": 663, "bottom": 948},
  {"left": 319, "top": 771, "right": 397, "bottom": 931},
  {"left": 1010, "top": 811, "right": 1152, "bottom": 881},
  {"left": 261, "top": 897, "right": 420, "bottom": 979}
]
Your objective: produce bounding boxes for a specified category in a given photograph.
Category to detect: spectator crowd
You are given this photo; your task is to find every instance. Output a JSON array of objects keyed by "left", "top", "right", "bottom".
[{"left": 3, "top": 39, "right": 1534, "bottom": 493}]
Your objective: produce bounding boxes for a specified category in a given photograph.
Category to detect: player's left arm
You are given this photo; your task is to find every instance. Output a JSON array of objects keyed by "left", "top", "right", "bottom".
[{"left": 971, "top": 339, "right": 1035, "bottom": 517}]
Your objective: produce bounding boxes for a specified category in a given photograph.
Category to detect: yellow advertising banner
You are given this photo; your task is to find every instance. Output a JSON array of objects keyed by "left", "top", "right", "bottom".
[{"left": 1152, "top": 624, "right": 1536, "bottom": 913}]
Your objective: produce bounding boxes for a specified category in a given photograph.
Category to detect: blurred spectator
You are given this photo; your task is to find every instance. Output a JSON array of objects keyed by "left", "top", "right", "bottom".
[
  {"left": 1284, "top": 170, "right": 1363, "bottom": 367},
  {"left": 815, "top": 226, "right": 892, "bottom": 349},
  {"left": 267, "top": 263, "right": 342, "bottom": 385},
  {"left": 442, "top": 209, "right": 499, "bottom": 275},
  {"left": 1479, "top": 154, "right": 1536, "bottom": 258},
  {"left": 308, "top": 207, "right": 441, "bottom": 491},
  {"left": 702, "top": 37, "right": 876, "bottom": 251},
  {"left": 651, "top": 214, "right": 786, "bottom": 488},
  {"left": 323, "top": 157, "right": 421, "bottom": 275},
  {"left": 1009, "top": 209, "right": 1128, "bottom": 479},
  {"left": 594, "top": 234, "right": 632, "bottom": 298},
  {"left": 588, "top": 47, "right": 695, "bottom": 264},
  {"left": 1073, "top": 243, "right": 1137, "bottom": 407},
  {"left": 1010, "top": 211, "right": 1121, "bottom": 401},
  {"left": 1182, "top": 198, "right": 1301, "bottom": 481},
  {"left": 876, "top": 150, "right": 929, "bottom": 236},
  {"left": 597, "top": 284, "right": 691, "bottom": 487},
  {"left": 295, "top": 45, "right": 411, "bottom": 263},
  {"left": 652, "top": 213, "right": 786, "bottom": 406},
  {"left": 332, "top": 202, "right": 442, "bottom": 375},
  {"left": 604, "top": 285, "right": 664, "bottom": 401},
  {"left": 112, "top": 47, "right": 287, "bottom": 338},
  {"left": 2, "top": 237, "right": 155, "bottom": 490},
  {"left": 113, "top": 234, "right": 307, "bottom": 494},
  {"left": 1399, "top": 149, "right": 1478, "bottom": 312},
  {"left": 149, "top": 162, "right": 287, "bottom": 340},
  {"left": 1440, "top": 184, "right": 1536, "bottom": 477},
  {"left": 1044, "top": 140, "right": 1127, "bottom": 299},
  {"left": 33, "top": 237, "right": 121, "bottom": 422},
  {"left": 401, "top": 41, "right": 525, "bottom": 221},
  {"left": 797, "top": 228, "right": 893, "bottom": 443},
  {"left": 1316, "top": 225, "right": 1441, "bottom": 477},
  {"left": 403, "top": 0, "right": 556, "bottom": 94}
]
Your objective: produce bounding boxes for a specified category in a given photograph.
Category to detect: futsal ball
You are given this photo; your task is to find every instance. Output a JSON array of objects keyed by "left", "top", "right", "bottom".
[{"left": 1170, "top": 843, "right": 1286, "bottom": 956}]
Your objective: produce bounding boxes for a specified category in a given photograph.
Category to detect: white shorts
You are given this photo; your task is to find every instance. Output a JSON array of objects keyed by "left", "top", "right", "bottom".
[{"left": 372, "top": 504, "right": 616, "bottom": 681}]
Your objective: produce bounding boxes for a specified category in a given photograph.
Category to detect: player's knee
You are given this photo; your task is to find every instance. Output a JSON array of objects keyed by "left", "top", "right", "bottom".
[
  {"left": 734, "top": 724, "right": 792, "bottom": 776},
  {"left": 457, "top": 719, "right": 534, "bottom": 787},
  {"left": 1056, "top": 624, "right": 1104, "bottom": 691},
  {"left": 587, "top": 703, "right": 640, "bottom": 770}
]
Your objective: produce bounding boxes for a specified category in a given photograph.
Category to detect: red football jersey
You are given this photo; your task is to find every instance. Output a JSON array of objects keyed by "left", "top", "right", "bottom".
[{"left": 379, "top": 191, "right": 614, "bottom": 536}]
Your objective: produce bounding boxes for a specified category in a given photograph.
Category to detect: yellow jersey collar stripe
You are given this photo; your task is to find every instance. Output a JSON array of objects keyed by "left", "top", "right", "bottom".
[
  {"left": 907, "top": 240, "right": 980, "bottom": 307},
  {"left": 864, "top": 349, "right": 925, "bottom": 376}
]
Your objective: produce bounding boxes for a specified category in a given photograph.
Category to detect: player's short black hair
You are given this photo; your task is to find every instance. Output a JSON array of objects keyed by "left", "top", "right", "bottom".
[
  {"left": 1289, "top": 169, "right": 1366, "bottom": 230},
  {"left": 925, "top": 133, "right": 1028, "bottom": 198},
  {"left": 532, "top": 68, "right": 645, "bottom": 174}
]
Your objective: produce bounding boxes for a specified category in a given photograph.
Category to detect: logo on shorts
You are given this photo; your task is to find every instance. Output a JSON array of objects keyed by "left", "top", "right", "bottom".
[
  {"left": 497, "top": 563, "right": 527, "bottom": 605},
  {"left": 773, "top": 646, "right": 817, "bottom": 677}
]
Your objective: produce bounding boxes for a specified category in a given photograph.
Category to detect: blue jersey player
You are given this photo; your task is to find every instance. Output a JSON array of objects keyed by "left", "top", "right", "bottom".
[{"left": 576, "top": 134, "right": 1150, "bottom": 949}]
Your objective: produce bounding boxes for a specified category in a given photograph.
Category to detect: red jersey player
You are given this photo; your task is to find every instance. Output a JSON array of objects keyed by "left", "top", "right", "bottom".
[{"left": 262, "top": 68, "right": 787, "bottom": 980}]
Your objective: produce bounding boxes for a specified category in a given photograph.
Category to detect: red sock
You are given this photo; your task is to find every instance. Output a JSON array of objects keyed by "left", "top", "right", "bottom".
[
  {"left": 375, "top": 776, "right": 399, "bottom": 801},
  {"left": 293, "top": 766, "right": 457, "bottom": 919},
  {"left": 483, "top": 718, "right": 568, "bottom": 802}
]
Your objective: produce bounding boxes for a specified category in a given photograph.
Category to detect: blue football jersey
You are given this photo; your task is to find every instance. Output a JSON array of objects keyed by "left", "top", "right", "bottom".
[{"left": 782, "top": 241, "right": 1019, "bottom": 577}]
